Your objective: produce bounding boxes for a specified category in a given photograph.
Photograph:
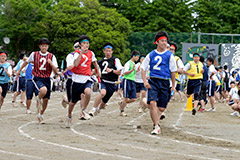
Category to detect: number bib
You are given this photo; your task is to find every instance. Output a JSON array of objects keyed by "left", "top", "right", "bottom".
[
  {"left": 149, "top": 50, "right": 172, "bottom": 80},
  {"left": 32, "top": 51, "right": 53, "bottom": 78},
  {"left": 71, "top": 50, "right": 92, "bottom": 76}
]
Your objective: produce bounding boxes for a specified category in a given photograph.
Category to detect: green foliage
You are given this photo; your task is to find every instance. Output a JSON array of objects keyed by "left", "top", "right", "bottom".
[
  {"left": 47, "top": 0, "right": 131, "bottom": 63},
  {"left": 193, "top": 0, "right": 240, "bottom": 34},
  {"left": 100, "top": 0, "right": 194, "bottom": 32},
  {"left": 0, "top": 0, "right": 50, "bottom": 60}
]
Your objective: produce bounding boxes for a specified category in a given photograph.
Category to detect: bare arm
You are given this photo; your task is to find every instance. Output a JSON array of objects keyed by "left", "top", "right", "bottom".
[
  {"left": 48, "top": 59, "right": 58, "bottom": 74},
  {"left": 124, "top": 65, "right": 135, "bottom": 75},
  {"left": 74, "top": 51, "right": 82, "bottom": 67},
  {"left": 171, "top": 72, "right": 176, "bottom": 91},
  {"left": 93, "top": 61, "right": 100, "bottom": 77},
  {"left": 16, "top": 61, "right": 28, "bottom": 75}
]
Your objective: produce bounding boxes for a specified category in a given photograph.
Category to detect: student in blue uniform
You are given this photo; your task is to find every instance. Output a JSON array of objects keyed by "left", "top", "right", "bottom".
[
  {"left": 141, "top": 31, "right": 177, "bottom": 135},
  {"left": 0, "top": 51, "right": 12, "bottom": 109},
  {"left": 25, "top": 62, "right": 39, "bottom": 114}
]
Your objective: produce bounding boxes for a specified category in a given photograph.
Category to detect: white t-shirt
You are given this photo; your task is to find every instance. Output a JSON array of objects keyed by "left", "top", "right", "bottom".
[
  {"left": 72, "top": 51, "right": 97, "bottom": 83},
  {"left": 208, "top": 64, "right": 217, "bottom": 81},
  {"left": 66, "top": 53, "right": 74, "bottom": 67},
  {"left": 123, "top": 60, "right": 136, "bottom": 74},
  {"left": 176, "top": 58, "right": 184, "bottom": 70},
  {"left": 229, "top": 87, "right": 239, "bottom": 100}
]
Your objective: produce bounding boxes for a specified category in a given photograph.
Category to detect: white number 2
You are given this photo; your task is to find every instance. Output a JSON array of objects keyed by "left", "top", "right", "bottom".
[
  {"left": 39, "top": 57, "right": 46, "bottom": 70},
  {"left": 153, "top": 56, "right": 162, "bottom": 70},
  {"left": 81, "top": 54, "right": 88, "bottom": 67},
  {"left": 102, "top": 61, "right": 109, "bottom": 74}
]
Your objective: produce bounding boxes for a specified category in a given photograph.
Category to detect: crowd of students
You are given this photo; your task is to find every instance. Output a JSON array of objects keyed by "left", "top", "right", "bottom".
[{"left": 0, "top": 31, "right": 239, "bottom": 135}]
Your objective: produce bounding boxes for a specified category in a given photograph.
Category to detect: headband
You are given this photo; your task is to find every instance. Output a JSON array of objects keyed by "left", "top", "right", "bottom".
[
  {"left": 153, "top": 36, "right": 167, "bottom": 44},
  {"left": 104, "top": 45, "right": 113, "bottom": 50},
  {"left": 80, "top": 39, "right": 89, "bottom": 43},
  {"left": 170, "top": 45, "right": 176, "bottom": 50},
  {"left": 0, "top": 53, "right": 7, "bottom": 56},
  {"left": 193, "top": 54, "right": 200, "bottom": 57}
]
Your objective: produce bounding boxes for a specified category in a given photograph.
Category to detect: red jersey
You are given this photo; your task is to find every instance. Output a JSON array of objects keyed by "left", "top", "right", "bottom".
[
  {"left": 71, "top": 50, "right": 92, "bottom": 76},
  {"left": 32, "top": 51, "right": 53, "bottom": 78}
]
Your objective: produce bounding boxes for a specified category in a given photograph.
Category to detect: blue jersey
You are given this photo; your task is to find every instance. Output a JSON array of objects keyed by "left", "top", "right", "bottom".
[
  {"left": 16, "top": 60, "right": 25, "bottom": 77},
  {"left": 25, "top": 63, "right": 33, "bottom": 80},
  {"left": 149, "top": 50, "right": 172, "bottom": 80},
  {"left": 202, "top": 64, "right": 208, "bottom": 81},
  {"left": 0, "top": 62, "right": 11, "bottom": 84}
]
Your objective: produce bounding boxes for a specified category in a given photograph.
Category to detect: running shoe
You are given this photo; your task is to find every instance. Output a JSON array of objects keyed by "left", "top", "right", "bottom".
[
  {"left": 120, "top": 111, "right": 127, "bottom": 117},
  {"left": 230, "top": 111, "right": 239, "bottom": 116},
  {"left": 79, "top": 110, "right": 91, "bottom": 120},
  {"left": 192, "top": 108, "right": 196, "bottom": 115},
  {"left": 65, "top": 117, "right": 72, "bottom": 128},
  {"left": 151, "top": 125, "right": 161, "bottom": 135},
  {"left": 88, "top": 108, "right": 97, "bottom": 117},
  {"left": 26, "top": 109, "right": 32, "bottom": 114},
  {"left": 198, "top": 108, "right": 206, "bottom": 112},
  {"left": 138, "top": 108, "right": 143, "bottom": 113},
  {"left": 207, "top": 108, "right": 216, "bottom": 112},
  {"left": 37, "top": 113, "right": 45, "bottom": 124},
  {"left": 160, "top": 112, "right": 166, "bottom": 120},
  {"left": 21, "top": 101, "right": 26, "bottom": 107},
  {"left": 12, "top": 101, "right": 17, "bottom": 107}
]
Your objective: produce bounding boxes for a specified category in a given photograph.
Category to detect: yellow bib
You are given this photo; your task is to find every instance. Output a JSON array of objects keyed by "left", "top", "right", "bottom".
[{"left": 187, "top": 61, "right": 203, "bottom": 80}]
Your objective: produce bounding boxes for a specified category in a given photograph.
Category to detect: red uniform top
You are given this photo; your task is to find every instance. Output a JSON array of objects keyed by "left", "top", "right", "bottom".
[
  {"left": 32, "top": 51, "right": 53, "bottom": 78},
  {"left": 71, "top": 50, "right": 92, "bottom": 76}
]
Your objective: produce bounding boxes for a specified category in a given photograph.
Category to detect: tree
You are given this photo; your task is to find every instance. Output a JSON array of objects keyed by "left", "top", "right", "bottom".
[
  {"left": 47, "top": 0, "right": 131, "bottom": 63},
  {"left": 193, "top": 0, "right": 240, "bottom": 34},
  {"left": 100, "top": 0, "right": 194, "bottom": 32},
  {"left": 0, "top": 0, "right": 52, "bottom": 59}
]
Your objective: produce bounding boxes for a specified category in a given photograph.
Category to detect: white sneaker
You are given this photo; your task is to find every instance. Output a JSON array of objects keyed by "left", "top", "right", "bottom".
[
  {"left": 138, "top": 108, "right": 143, "bottom": 113},
  {"left": 21, "top": 102, "right": 26, "bottom": 107},
  {"left": 120, "top": 111, "right": 127, "bottom": 117},
  {"left": 65, "top": 117, "right": 72, "bottom": 128},
  {"left": 37, "top": 113, "right": 45, "bottom": 124},
  {"left": 79, "top": 110, "right": 91, "bottom": 120},
  {"left": 12, "top": 102, "right": 17, "bottom": 107},
  {"left": 26, "top": 109, "right": 32, "bottom": 114},
  {"left": 89, "top": 108, "right": 97, "bottom": 117},
  {"left": 151, "top": 125, "right": 161, "bottom": 135},
  {"left": 230, "top": 111, "right": 239, "bottom": 116},
  {"left": 207, "top": 108, "right": 216, "bottom": 112}
]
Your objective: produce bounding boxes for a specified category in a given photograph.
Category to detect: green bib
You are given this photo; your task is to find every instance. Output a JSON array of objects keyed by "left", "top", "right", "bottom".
[{"left": 124, "top": 60, "right": 136, "bottom": 81}]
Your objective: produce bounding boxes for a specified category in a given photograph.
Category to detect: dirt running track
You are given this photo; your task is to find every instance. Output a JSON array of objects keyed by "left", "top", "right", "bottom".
[{"left": 0, "top": 91, "right": 239, "bottom": 160}]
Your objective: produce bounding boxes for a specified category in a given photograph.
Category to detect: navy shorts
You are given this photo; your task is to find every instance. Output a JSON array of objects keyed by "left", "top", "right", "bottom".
[
  {"left": 0, "top": 83, "right": 9, "bottom": 98},
  {"left": 70, "top": 80, "right": 93, "bottom": 103},
  {"left": 135, "top": 82, "right": 146, "bottom": 93},
  {"left": 147, "top": 78, "right": 170, "bottom": 108},
  {"left": 16, "top": 77, "right": 26, "bottom": 92},
  {"left": 186, "top": 79, "right": 202, "bottom": 95},
  {"left": 100, "top": 81, "right": 116, "bottom": 103},
  {"left": 26, "top": 79, "right": 39, "bottom": 100},
  {"left": 123, "top": 79, "right": 136, "bottom": 99},
  {"left": 215, "top": 85, "right": 222, "bottom": 93},
  {"left": 33, "top": 77, "right": 51, "bottom": 99},
  {"left": 66, "top": 78, "right": 72, "bottom": 102},
  {"left": 176, "top": 83, "right": 181, "bottom": 92},
  {"left": 207, "top": 80, "right": 216, "bottom": 97}
]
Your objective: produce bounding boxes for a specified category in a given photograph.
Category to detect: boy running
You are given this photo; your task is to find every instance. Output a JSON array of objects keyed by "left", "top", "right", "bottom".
[
  {"left": 17, "top": 38, "right": 58, "bottom": 123},
  {"left": 0, "top": 51, "right": 12, "bottom": 109},
  {"left": 141, "top": 31, "right": 177, "bottom": 135},
  {"left": 66, "top": 35, "right": 100, "bottom": 127},
  {"left": 119, "top": 50, "right": 140, "bottom": 117},
  {"left": 89, "top": 43, "right": 122, "bottom": 116}
]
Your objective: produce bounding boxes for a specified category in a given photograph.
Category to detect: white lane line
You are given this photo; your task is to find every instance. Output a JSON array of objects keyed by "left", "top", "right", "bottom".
[
  {"left": 0, "top": 148, "right": 44, "bottom": 160},
  {"left": 70, "top": 103, "right": 219, "bottom": 160},
  {"left": 173, "top": 105, "right": 237, "bottom": 143},
  {"left": 18, "top": 105, "right": 138, "bottom": 160}
]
